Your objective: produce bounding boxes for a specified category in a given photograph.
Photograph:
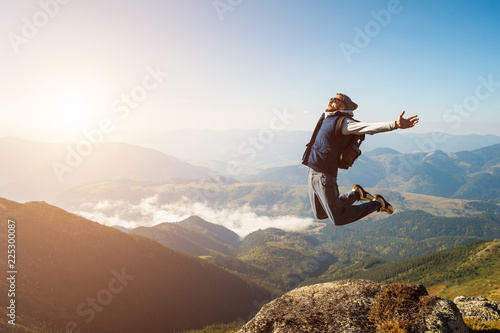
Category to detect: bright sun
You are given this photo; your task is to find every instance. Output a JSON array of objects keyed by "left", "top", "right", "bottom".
[
  {"left": 60, "top": 99, "right": 87, "bottom": 127},
  {"left": 52, "top": 90, "right": 102, "bottom": 135}
]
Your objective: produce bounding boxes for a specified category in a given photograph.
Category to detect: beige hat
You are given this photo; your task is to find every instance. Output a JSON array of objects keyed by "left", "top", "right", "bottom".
[{"left": 337, "top": 93, "right": 358, "bottom": 110}]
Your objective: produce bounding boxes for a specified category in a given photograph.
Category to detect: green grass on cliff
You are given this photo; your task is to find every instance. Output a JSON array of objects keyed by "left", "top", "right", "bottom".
[{"left": 303, "top": 239, "right": 500, "bottom": 301}]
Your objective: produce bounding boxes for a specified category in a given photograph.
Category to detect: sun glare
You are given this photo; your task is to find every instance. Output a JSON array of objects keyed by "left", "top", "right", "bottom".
[
  {"left": 51, "top": 89, "right": 104, "bottom": 137},
  {"left": 59, "top": 96, "right": 89, "bottom": 128}
]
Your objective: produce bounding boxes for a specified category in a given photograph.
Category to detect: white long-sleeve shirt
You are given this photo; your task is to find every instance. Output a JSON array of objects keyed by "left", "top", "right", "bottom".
[
  {"left": 325, "top": 111, "right": 397, "bottom": 135},
  {"left": 343, "top": 118, "right": 397, "bottom": 135}
]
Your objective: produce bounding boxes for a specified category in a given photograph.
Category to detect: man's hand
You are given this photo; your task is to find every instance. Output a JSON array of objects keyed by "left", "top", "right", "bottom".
[{"left": 396, "top": 111, "right": 419, "bottom": 129}]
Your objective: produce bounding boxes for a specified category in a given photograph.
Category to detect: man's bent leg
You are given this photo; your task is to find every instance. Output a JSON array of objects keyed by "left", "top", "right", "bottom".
[
  {"left": 311, "top": 171, "right": 380, "bottom": 226},
  {"left": 339, "top": 189, "right": 358, "bottom": 207},
  {"left": 335, "top": 201, "right": 380, "bottom": 226}
]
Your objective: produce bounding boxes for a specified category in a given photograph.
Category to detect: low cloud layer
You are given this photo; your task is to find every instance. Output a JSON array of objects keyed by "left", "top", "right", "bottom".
[{"left": 74, "top": 195, "right": 314, "bottom": 237}]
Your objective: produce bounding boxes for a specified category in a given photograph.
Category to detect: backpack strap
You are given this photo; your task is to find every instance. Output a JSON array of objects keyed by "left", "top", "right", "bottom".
[
  {"left": 302, "top": 113, "right": 325, "bottom": 165},
  {"left": 334, "top": 116, "right": 365, "bottom": 143},
  {"left": 334, "top": 116, "right": 347, "bottom": 139}
]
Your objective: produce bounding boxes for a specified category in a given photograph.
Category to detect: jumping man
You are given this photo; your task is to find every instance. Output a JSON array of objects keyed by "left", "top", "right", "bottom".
[{"left": 303, "top": 93, "right": 419, "bottom": 226}]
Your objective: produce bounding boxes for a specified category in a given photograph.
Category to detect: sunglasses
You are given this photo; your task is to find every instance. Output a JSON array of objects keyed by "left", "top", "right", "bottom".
[{"left": 331, "top": 97, "right": 346, "bottom": 106}]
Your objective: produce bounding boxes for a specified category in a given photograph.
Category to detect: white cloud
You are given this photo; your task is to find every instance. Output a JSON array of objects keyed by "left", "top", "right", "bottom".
[{"left": 73, "top": 195, "right": 314, "bottom": 237}]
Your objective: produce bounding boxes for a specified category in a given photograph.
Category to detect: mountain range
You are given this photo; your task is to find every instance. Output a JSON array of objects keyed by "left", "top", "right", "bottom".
[
  {"left": 0, "top": 198, "right": 268, "bottom": 333},
  {"left": 1, "top": 198, "right": 497, "bottom": 332},
  {"left": 121, "top": 211, "right": 500, "bottom": 297},
  {"left": 131, "top": 218, "right": 337, "bottom": 293},
  {"left": 0, "top": 137, "right": 210, "bottom": 202},
  {"left": 52, "top": 173, "right": 500, "bottom": 237},
  {"left": 249, "top": 143, "right": 500, "bottom": 201},
  {"left": 1, "top": 134, "right": 499, "bottom": 204},
  {"left": 314, "top": 210, "right": 500, "bottom": 261},
  {"left": 52, "top": 144, "right": 500, "bottom": 225},
  {"left": 112, "top": 129, "right": 500, "bottom": 167},
  {"left": 301, "top": 239, "right": 500, "bottom": 303},
  {"left": 2, "top": 134, "right": 499, "bottom": 331}
]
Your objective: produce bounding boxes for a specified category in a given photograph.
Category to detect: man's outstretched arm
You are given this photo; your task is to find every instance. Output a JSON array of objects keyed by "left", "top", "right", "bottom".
[{"left": 343, "top": 111, "right": 419, "bottom": 135}]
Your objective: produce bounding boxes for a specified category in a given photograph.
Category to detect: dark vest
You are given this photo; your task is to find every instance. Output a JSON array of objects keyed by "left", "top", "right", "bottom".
[{"left": 304, "top": 114, "right": 355, "bottom": 177}]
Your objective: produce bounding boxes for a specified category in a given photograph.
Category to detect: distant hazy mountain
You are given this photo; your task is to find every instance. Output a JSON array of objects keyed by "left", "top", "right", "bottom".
[
  {"left": 2, "top": 134, "right": 498, "bottom": 203},
  {"left": 177, "top": 215, "right": 241, "bottom": 247},
  {"left": 129, "top": 216, "right": 240, "bottom": 256},
  {"left": 249, "top": 143, "right": 500, "bottom": 201},
  {"left": 0, "top": 137, "right": 211, "bottom": 202},
  {"left": 0, "top": 198, "right": 268, "bottom": 333},
  {"left": 375, "top": 143, "right": 500, "bottom": 200},
  {"left": 54, "top": 177, "right": 311, "bottom": 224},
  {"left": 245, "top": 165, "right": 309, "bottom": 184},
  {"left": 120, "top": 129, "right": 500, "bottom": 168},
  {"left": 54, "top": 176, "right": 499, "bottom": 239}
]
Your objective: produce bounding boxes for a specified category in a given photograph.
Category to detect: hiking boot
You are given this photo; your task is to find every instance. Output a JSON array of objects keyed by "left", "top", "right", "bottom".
[
  {"left": 373, "top": 194, "right": 394, "bottom": 215},
  {"left": 353, "top": 184, "right": 374, "bottom": 201}
]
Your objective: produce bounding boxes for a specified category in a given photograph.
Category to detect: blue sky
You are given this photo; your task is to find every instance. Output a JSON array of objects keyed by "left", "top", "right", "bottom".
[{"left": 1, "top": 0, "right": 499, "bottom": 142}]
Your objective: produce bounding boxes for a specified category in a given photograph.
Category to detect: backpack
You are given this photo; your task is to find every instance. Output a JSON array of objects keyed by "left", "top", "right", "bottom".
[
  {"left": 334, "top": 116, "right": 364, "bottom": 170},
  {"left": 302, "top": 113, "right": 364, "bottom": 170}
]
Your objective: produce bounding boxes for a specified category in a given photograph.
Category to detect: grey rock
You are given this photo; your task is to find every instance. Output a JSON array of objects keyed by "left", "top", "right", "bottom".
[
  {"left": 238, "top": 279, "right": 468, "bottom": 333},
  {"left": 426, "top": 299, "right": 469, "bottom": 332},
  {"left": 455, "top": 296, "right": 489, "bottom": 302},
  {"left": 454, "top": 296, "right": 500, "bottom": 323}
]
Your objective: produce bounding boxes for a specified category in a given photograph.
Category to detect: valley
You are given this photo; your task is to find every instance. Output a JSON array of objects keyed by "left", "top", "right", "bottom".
[{"left": 1, "top": 137, "right": 499, "bottom": 332}]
